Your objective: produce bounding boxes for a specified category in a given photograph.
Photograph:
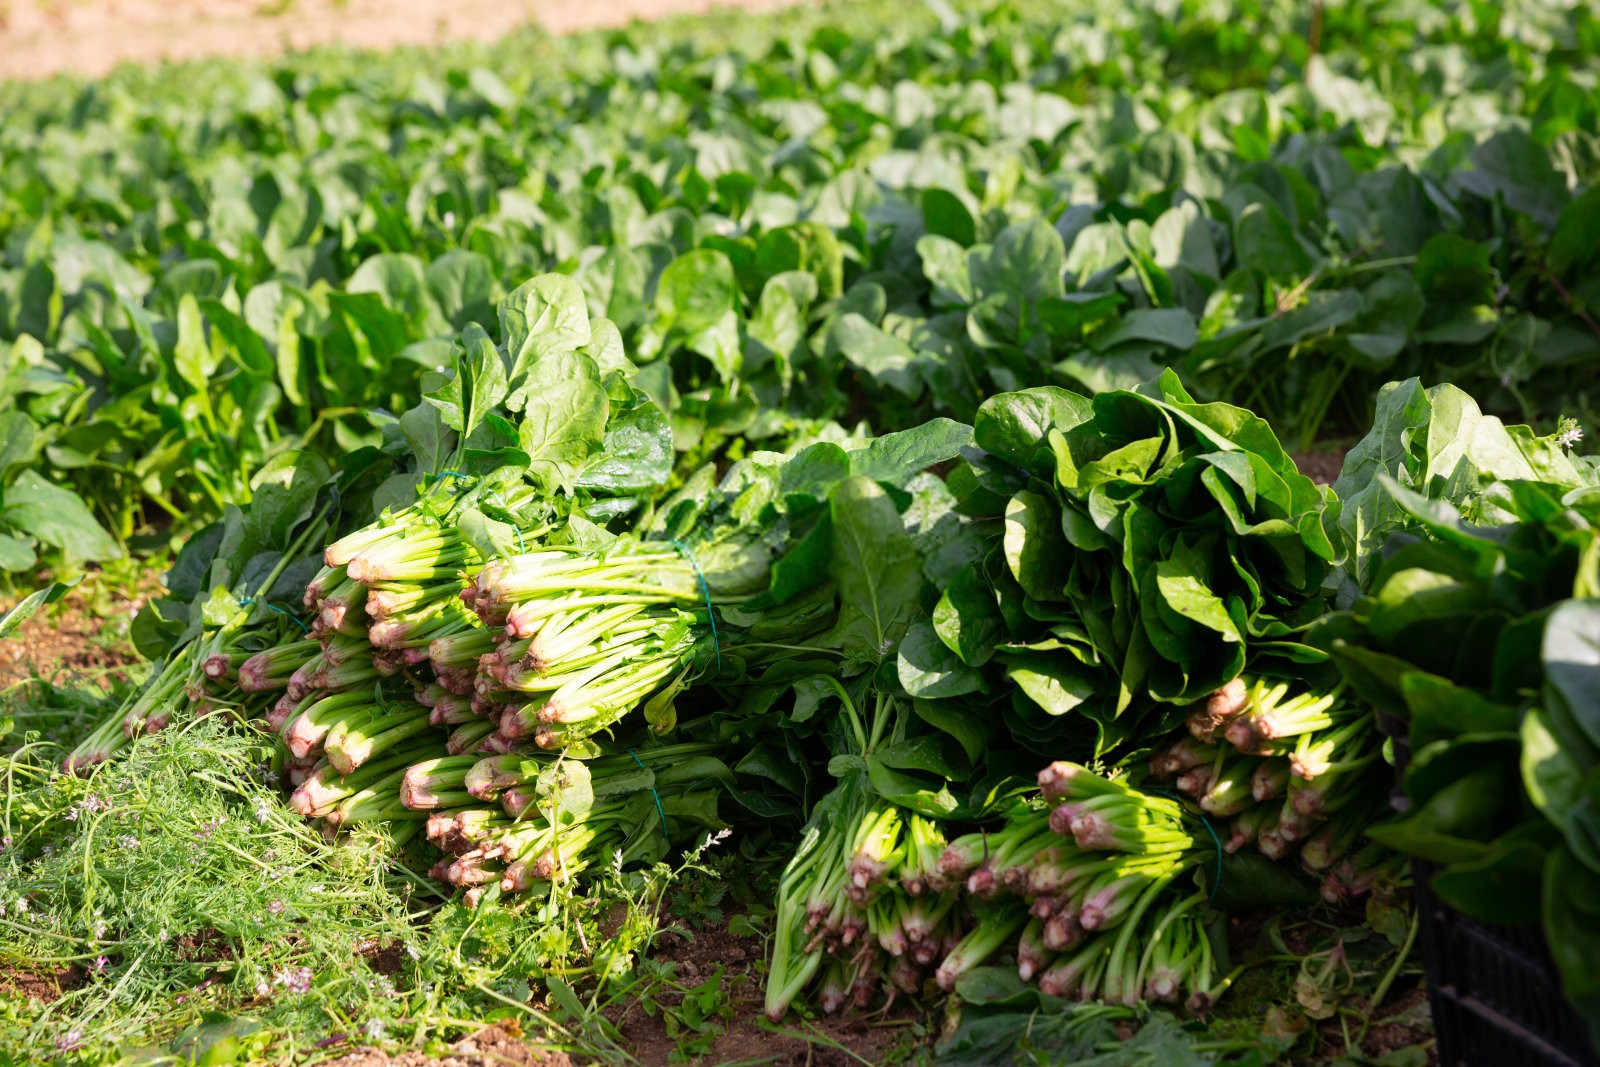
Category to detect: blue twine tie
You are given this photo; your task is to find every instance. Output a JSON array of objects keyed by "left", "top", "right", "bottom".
[
  {"left": 627, "top": 748, "right": 670, "bottom": 838},
  {"left": 666, "top": 538, "right": 721, "bottom": 672},
  {"left": 486, "top": 490, "right": 525, "bottom": 554},
  {"left": 238, "top": 597, "right": 310, "bottom": 634},
  {"left": 1149, "top": 788, "right": 1224, "bottom": 902}
]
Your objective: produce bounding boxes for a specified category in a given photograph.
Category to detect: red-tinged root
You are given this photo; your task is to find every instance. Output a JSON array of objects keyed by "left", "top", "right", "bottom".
[
  {"left": 480, "top": 732, "right": 518, "bottom": 754},
  {"left": 1048, "top": 803, "right": 1080, "bottom": 835},
  {"left": 1145, "top": 968, "right": 1181, "bottom": 1003},
  {"left": 1043, "top": 912, "right": 1082, "bottom": 951},
  {"left": 64, "top": 751, "right": 109, "bottom": 776},
  {"left": 502, "top": 788, "right": 534, "bottom": 819},
  {"left": 1257, "top": 829, "right": 1289, "bottom": 860},
  {"left": 498, "top": 707, "right": 531, "bottom": 738},
  {"left": 1037, "top": 761, "right": 1092, "bottom": 802},
  {"left": 1187, "top": 678, "right": 1248, "bottom": 739}
]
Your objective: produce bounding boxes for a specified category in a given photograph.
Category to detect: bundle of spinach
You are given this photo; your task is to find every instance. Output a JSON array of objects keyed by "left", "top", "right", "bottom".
[
  {"left": 62, "top": 275, "right": 676, "bottom": 766},
  {"left": 912, "top": 370, "right": 1341, "bottom": 761}
]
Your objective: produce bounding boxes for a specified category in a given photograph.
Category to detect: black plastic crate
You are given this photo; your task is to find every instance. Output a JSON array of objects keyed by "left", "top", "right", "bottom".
[
  {"left": 1412, "top": 863, "right": 1598, "bottom": 1067},
  {"left": 1382, "top": 718, "right": 1598, "bottom": 1066}
]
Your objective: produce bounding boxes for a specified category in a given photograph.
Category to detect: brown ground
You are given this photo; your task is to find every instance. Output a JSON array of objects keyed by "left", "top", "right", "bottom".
[
  {"left": 1291, "top": 449, "right": 1348, "bottom": 487},
  {"left": 316, "top": 922, "right": 922, "bottom": 1066},
  {"left": 321, "top": 1024, "right": 574, "bottom": 1067},
  {"left": 1231, "top": 906, "right": 1435, "bottom": 1064},
  {"left": 609, "top": 923, "right": 923, "bottom": 1065},
  {"left": 0, "top": 580, "right": 147, "bottom": 690},
  {"left": 0, "top": 963, "right": 87, "bottom": 1003},
  {"left": 1354, "top": 986, "right": 1434, "bottom": 1063},
  {"left": 0, "top": 0, "right": 795, "bottom": 82}
]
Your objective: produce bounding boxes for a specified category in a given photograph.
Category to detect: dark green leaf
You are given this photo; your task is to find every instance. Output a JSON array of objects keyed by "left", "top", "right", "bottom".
[
  {"left": 848, "top": 418, "right": 973, "bottom": 485},
  {"left": 897, "top": 619, "right": 983, "bottom": 698},
  {"left": 515, "top": 352, "right": 610, "bottom": 491},
  {"left": 826, "top": 476, "right": 923, "bottom": 667}
]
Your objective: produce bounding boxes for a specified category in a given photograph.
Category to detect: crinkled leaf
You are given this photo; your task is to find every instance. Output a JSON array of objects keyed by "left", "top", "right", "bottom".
[
  {"left": 826, "top": 476, "right": 923, "bottom": 667},
  {"left": 501, "top": 274, "right": 592, "bottom": 381},
  {"left": 847, "top": 418, "right": 972, "bottom": 485},
  {"left": 515, "top": 352, "right": 610, "bottom": 491}
]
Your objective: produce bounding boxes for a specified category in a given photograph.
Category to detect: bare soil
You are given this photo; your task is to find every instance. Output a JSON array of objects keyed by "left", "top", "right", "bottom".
[
  {"left": 0, "top": 582, "right": 146, "bottom": 690},
  {"left": 610, "top": 922, "right": 925, "bottom": 1065},
  {"left": 321, "top": 1024, "right": 575, "bottom": 1067},
  {"left": 0, "top": 0, "right": 793, "bottom": 82},
  {"left": 0, "top": 962, "right": 86, "bottom": 1003},
  {"left": 1290, "top": 449, "right": 1348, "bottom": 487},
  {"left": 1356, "top": 986, "right": 1435, "bottom": 1062}
]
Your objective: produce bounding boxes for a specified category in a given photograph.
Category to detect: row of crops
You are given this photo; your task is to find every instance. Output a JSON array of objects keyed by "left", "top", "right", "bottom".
[{"left": 3, "top": 0, "right": 1599, "bottom": 1061}]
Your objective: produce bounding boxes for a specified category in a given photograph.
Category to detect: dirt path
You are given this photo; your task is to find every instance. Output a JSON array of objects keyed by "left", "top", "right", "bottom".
[{"left": 0, "top": 0, "right": 794, "bottom": 82}]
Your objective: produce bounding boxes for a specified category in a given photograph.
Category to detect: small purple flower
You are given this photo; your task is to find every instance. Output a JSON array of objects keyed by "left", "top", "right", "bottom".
[
  {"left": 66, "top": 796, "right": 107, "bottom": 821},
  {"left": 57, "top": 1029, "right": 84, "bottom": 1051},
  {"left": 274, "top": 966, "right": 313, "bottom": 995},
  {"left": 92, "top": 955, "right": 109, "bottom": 974},
  {"left": 267, "top": 899, "right": 286, "bottom": 916}
]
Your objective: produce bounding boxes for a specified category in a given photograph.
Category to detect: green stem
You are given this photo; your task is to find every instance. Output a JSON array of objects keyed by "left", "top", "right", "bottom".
[
  {"left": 1356, "top": 910, "right": 1419, "bottom": 1046},
  {"left": 820, "top": 676, "right": 867, "bottom": 754}
]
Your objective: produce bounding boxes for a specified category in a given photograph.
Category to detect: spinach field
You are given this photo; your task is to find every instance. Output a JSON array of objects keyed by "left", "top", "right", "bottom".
[{"left": 2, "top": 0, "right": 1597, "bottom": 1063}]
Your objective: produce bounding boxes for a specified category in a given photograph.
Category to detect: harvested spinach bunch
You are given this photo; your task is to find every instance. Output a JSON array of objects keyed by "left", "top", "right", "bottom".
[{"left": 925, "top": 370, "right": 1340, "bottom": 758}]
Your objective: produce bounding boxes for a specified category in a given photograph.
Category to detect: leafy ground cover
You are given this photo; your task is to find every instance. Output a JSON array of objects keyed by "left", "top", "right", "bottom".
[{"left": 2, "top": 0, "right": 1598, "bottom": 1064}]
